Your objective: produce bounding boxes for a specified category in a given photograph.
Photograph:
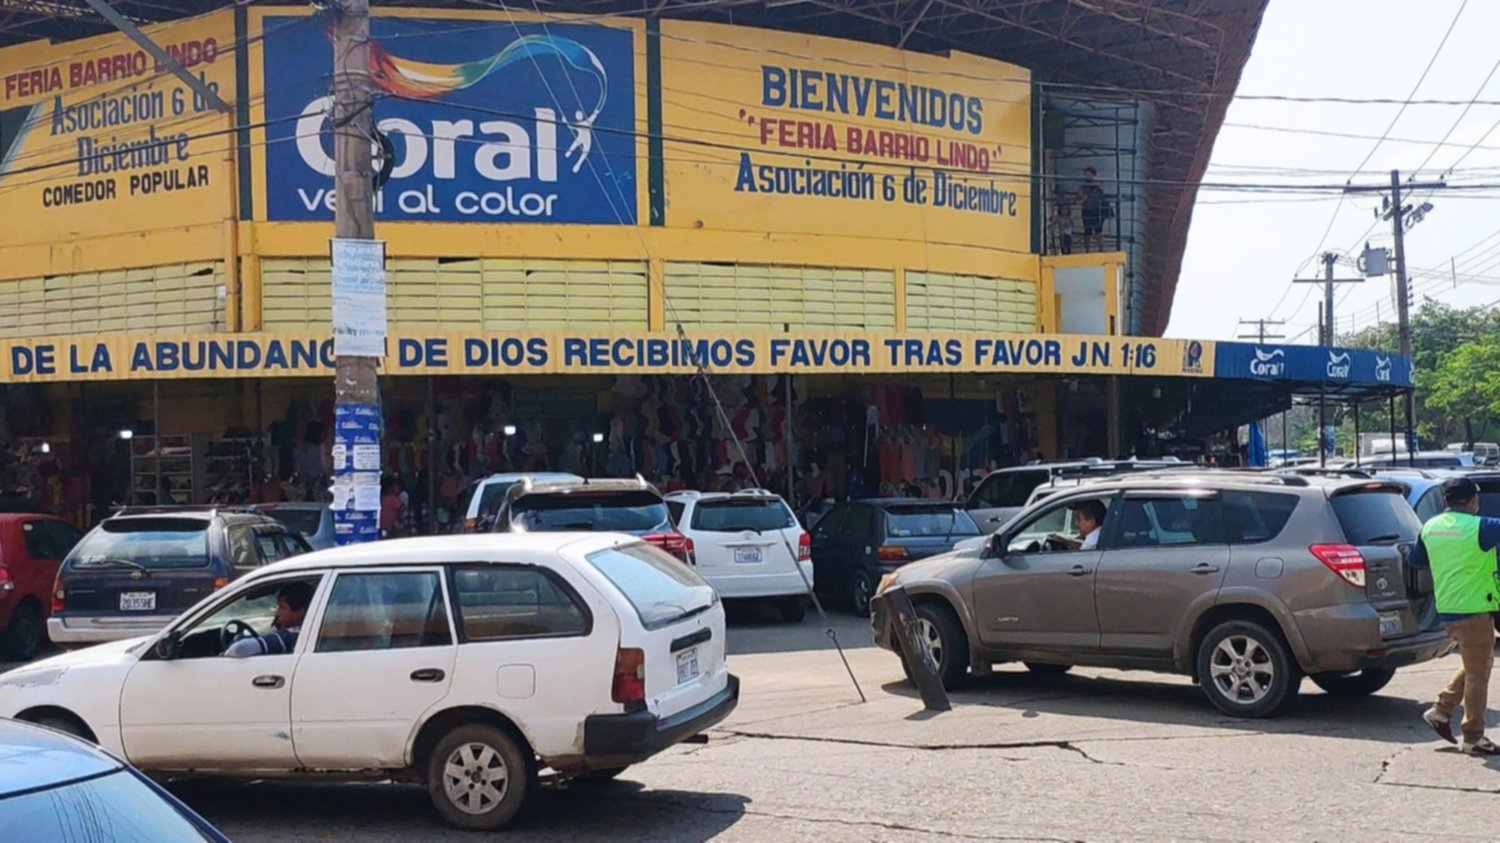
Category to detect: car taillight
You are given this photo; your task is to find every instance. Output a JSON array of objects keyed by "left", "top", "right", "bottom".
[
  {"left": 877, "top": 545, "right": 911, "bottom": 564},
  {"left": 213, "top": 577, "right": 229, "bottom": 590},
  {"left": 0, "top": 567, "right": 12, "bottom": 593},
  {"left": 52, "top": 583, "right": 64, "bottom": 613},
  {"left": 797, "top": 532, "right": 811, "bottom": 562},
  {"left": 1311, "top": 544, "right": 1367, "bottom": 587},
  {"left": 612, "top": 647, "right": 646, "bottom": 705},
  {"left": 644, "top": 532, "right": 695, "bottom": 564}
]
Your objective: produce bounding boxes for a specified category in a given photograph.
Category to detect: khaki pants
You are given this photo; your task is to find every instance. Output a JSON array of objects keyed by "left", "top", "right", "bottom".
[{"left": 1434, "top": 614, "right": 1496, "bottom": 744}]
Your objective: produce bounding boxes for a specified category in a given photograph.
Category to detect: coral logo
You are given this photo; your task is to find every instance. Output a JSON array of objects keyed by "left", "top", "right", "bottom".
[
  {"left": 1327, "top": 351, "right": 1352, "bottom": 379},
  {"left": 1249, "top": 347, "right": 1285, "bottom": 378},
  {"left": 1375, "top": 355, "right": 1392, "bottom": 382}
]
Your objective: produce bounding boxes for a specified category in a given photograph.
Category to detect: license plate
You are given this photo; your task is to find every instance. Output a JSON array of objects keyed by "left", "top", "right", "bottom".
[
  {"left": 1379, "top": 611, "right": 1402, "bottom": 637},
  {"left": 733, "top": 547, "right": 763, "bottom": 564},
  {"left": 119, "top": 592, "right": 156, "bottom": 612},
  {"left": 675, "top": 647, "right": 701, "bottom": 685}
]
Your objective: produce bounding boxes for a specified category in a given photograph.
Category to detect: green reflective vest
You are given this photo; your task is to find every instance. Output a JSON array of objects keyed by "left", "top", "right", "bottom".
[{"left": 1420, "top": 511, "right": 1500, "bottom": 616}]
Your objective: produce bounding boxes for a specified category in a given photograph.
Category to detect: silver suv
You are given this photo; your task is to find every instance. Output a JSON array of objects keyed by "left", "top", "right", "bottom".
[{"left": 872, "top": 471, "right": 1454, "bottom": 717}]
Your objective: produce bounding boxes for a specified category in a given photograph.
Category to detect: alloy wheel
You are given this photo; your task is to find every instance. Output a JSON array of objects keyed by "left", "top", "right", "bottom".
[
  {"left": 1209, "top": 635, "right": 1275, "bottom": 704},
  {"left": 916, "top": 617, "right": 944, "bottom": 668},
  {"left": 443, "top": 742, "right": 510, "bottom": 816}
]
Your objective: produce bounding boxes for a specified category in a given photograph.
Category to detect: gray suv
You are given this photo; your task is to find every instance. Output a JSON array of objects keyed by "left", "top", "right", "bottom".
[{"left": 872, "top": 471, "right": 1454, "bottom": 717}]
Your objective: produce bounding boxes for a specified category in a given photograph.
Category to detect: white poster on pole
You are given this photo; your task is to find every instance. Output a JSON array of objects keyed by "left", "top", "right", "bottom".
[{"left": 331, "top": 238, "right": 387, "bottom": 357}]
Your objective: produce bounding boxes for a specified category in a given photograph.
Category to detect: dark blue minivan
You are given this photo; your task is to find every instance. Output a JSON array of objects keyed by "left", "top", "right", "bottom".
[
  {"left": 810, "top": 499, "right": 980, "bottom": 615},
  {"left": 48, "top": 508, "right": 310, "bottom": 648}
]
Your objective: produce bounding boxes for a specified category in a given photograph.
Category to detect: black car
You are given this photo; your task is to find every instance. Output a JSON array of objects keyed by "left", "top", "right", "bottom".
[
  {"left": 811, "top": 499, "right": 980, "bottom": 615},
  {"left": 1, "top": 717, "right": 231, "bottom": 843},
  {"left": 49, "top": 507, "right": 311, "bottom": 648}
]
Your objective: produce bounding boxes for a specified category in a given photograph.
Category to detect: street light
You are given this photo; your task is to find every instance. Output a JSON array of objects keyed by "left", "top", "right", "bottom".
[
  {"left": 117, "top": 429, "right": 134, "bottom": 440},
  {"left": 503, "top": 424, "right": 517, "bottom": 437},
  {"left": 592, "top": 433, "right": 605, "bottom": 444},
  {"left": 39, "top": 442, "right": 51, "bottom": 454}
]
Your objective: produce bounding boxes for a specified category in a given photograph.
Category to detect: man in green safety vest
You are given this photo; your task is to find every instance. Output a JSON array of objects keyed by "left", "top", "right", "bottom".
[{"left": 1410, "top": 477, "right": 1500, "bottom": 756}]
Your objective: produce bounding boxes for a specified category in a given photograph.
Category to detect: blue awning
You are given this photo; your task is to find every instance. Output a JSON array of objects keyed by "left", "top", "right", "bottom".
[{"left": 1212, "top": 342, "right": 1411, "bottom": 394}]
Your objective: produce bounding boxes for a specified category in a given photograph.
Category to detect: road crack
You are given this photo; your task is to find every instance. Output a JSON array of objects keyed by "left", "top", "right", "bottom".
[{"left": 627, "top": 791, "right": 1089, "bottom": 842}]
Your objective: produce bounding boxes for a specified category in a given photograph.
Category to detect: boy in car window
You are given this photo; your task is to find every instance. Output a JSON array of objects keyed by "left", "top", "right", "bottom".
[{"left": 225, "top": 582, "right": 314, "bottom": 657}]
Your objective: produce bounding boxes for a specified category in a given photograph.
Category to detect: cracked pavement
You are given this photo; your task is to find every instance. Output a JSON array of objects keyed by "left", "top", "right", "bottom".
[{"left": 11, "top": 614, "right": 1498, "bottom": 841}]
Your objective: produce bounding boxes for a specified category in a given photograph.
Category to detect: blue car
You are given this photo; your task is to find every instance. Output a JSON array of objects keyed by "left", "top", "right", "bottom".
[
  {"left": 1, "top": 718, "right": 230, "bottom": 842},
  {"left": 49, "top": 507, "right": 312, "bottom": 647},
  {"left": 1370, "top": 468, "right": 1500, "bottom": 522}
]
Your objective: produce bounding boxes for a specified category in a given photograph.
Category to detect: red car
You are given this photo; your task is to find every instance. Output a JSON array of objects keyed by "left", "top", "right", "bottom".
[{"left": 0, "top": 513, "right": 82, "bottom": 660}]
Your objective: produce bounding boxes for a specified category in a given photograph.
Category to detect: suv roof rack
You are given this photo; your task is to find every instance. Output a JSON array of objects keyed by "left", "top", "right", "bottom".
[
  {"left": 107, "top": 504, "right": 263, "bottom": 519},
  {"left": 1093, "top": 469, "right": 1313, "bottom": 488},
  {"left": 1276, "top": 467, "right": 1374, "bottom": 480}
]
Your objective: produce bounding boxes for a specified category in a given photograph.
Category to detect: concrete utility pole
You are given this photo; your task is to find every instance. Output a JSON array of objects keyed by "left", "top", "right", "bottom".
[
  {"left": 1292, "top": 253, "right": 1362, "bottom": 347},
  {"left": 331, "top": 0, "right": 382, "bottom": 543},
  {"left": 1345, "top": 170, "right": 1443, "bottom": 464},
  {"left": 1292, "top": 254, "right": 1361, "bottom": 466}
]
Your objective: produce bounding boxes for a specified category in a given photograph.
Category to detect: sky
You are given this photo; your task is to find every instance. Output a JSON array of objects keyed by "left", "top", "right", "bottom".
[{"left": 1166, "top": 0, "right": 1500, "bottom": 342}]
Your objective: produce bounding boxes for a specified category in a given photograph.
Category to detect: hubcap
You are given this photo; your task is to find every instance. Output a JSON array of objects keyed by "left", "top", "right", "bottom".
[
  {"left": 916, "top": 617, "right": 943, "bottom": 667},
  {"left": 853, "top": 578, "right": 871, "bottom": 612},
  {"left": 442, "top": 742, "right": 510, "bottom": 816},
  {"left": 1209, "top": 635, "right": 1275, "bottom": 704}
]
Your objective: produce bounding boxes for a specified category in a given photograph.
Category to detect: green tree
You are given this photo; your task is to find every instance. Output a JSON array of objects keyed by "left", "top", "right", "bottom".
[
  {"left": 1341, "top": 300, "right": 1500, "bottom": 445},
  {"left": 1426, "top": 337, "right": 1500, "bottom": 442}
]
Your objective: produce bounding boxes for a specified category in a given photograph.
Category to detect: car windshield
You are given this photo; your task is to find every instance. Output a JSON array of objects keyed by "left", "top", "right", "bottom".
[
  {"left": 512, "top": 491, "right": 670, "bottom": 533},
  {"left": 886, "top": 505, "right": 980, "bottom": 537},
  {"left": 586, "top": 543, "right": 715, "bottom": 630},
  {"left": 262, "top": 508, "right": 322, "bottom": 536},
  {"left": 1331, "top": 491, "right": 1421, "bottom": 544},
  {"left": 4, "top": 769, "right": 213, "bottom": 842},
  {"left": 68, "top": 518, "right": 210, "bottom": 569},
  {"left": 691, "top": 498, "right": 795, "bottom": 532}
]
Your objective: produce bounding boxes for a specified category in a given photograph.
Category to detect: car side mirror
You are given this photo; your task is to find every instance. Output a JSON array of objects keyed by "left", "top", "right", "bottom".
[
  {"left": 152, "top": 631, "right": 180, "bottom": 661},
  {"left": 985, "top": 534, "right": 1006, "bottom": 559}
]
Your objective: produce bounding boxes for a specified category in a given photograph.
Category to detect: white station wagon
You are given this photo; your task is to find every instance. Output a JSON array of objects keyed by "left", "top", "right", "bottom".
[{"left": 0, "top": 534, "right": 739, "bottom": 831}]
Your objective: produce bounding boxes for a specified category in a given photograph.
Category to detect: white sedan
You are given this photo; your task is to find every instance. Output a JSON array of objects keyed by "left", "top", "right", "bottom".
[{"left": 0, "top": 534, "right": 738, "bottom": 831}]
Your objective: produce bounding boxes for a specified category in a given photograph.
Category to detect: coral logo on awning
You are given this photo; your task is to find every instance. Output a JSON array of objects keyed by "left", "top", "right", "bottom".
[
  {"left": 1249, "top": 347, "right": 1285, "bottom": 378},
  {"left": 1327, "top": 350, "right": 1352, "bottom": 379}
]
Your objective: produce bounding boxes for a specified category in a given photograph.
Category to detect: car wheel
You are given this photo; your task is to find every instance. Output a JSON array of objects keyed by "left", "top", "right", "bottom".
[
  {"left": 28, "top": 714, "right": 92, "bottom": 742},
  {"left": 1196, "top": 620, "right": 1300, "bottom": 718},
  {"left": 1310, "top": 668, "right": 1396, "bottom": 698},
  {"left": 778, "top": 597, "right": 807, "bottom": 623},
  {"left": 0, "top": 601, "right": 44, "bottom": 661},
  {"left": 1024, "top": 662, "right": 1073, "bottom": 677},
  {"left": 570, "top": 766, "right": 629, "bottom": 786},
  {"left": 849, "top": 572, "right": 876, "bottom": 617},
  {"left": 910, "top": 602, "right": 969, "bottom": 690},
  {"left": 426, "top": 724, "right": 531, "bottom": 831}
]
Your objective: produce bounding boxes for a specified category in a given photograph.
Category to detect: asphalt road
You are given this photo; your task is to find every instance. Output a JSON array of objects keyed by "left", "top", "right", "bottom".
[{"left": 8, "top": 609, "right": 1500, "bottom": 841}]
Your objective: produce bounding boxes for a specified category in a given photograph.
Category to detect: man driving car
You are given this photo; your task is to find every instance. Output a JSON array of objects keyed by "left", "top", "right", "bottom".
[
  {"left": 1048, "top": 499, "right": 1107, "bottom": 551},
  {"left": 225, "top": 581, "right": 314, "bottom": 657}
]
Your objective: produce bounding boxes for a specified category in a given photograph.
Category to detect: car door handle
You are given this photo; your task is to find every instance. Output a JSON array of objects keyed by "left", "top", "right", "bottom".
[
  {"left": 410, "top": 668, "right": 446, "bottom": 683},
  {"left": 1189, "top": 564, "right": 1222, "bottom": 575},
  {"left": 251, "top": 675, "right": 284, "bottom": 689},
  {"left": 1067, "top": 565, "right": 1091, "bottom": 577}
]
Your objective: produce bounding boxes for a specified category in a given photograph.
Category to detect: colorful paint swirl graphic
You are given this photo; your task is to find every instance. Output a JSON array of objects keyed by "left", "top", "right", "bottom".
[{"left": 368, "top": 34, "right": 608, "bottom": 125}]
